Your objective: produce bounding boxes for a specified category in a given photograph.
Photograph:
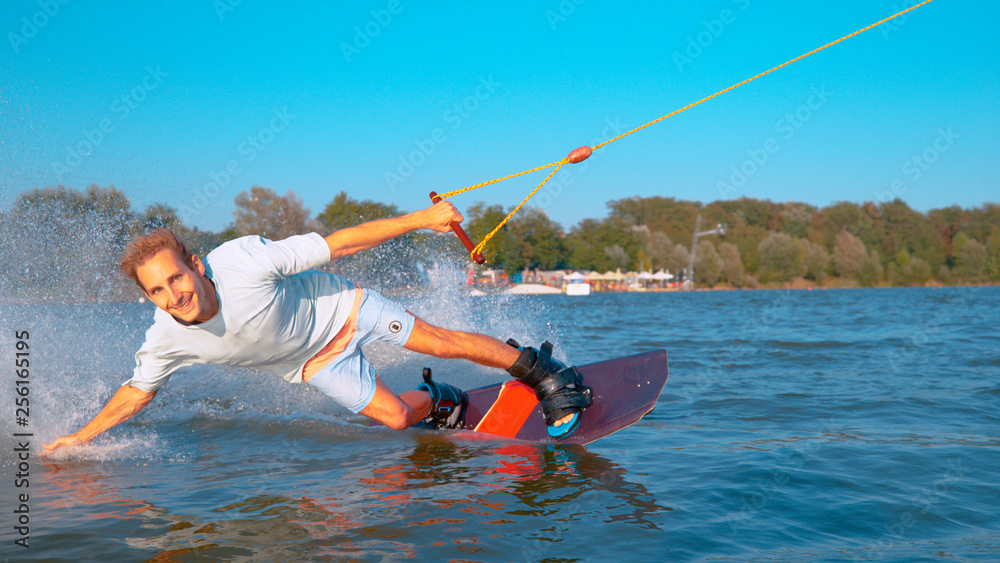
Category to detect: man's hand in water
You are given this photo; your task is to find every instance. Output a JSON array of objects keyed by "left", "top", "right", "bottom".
[
  {"left": 42, "top": 434, "right": 86, "bottom": 455},
  {"left": 40, "top": 385, "right": 157, "bottom": 456}
]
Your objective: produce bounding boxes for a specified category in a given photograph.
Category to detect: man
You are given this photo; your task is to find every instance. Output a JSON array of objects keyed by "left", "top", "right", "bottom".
[{"left": 43, "top": 200, "right": 591, "bottom": 453}]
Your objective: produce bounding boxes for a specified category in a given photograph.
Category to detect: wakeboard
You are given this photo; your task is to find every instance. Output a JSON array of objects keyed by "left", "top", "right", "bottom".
[{"left": 457, "top": 349, "right": 668, "bottom": 445}]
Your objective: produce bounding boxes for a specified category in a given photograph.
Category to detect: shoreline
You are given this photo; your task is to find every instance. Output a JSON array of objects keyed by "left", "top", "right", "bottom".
[
  {"left": 506, "top": 277, "right": 1000, "bottom": 294},
  {"left": 3, "top": 280, "right": 998, "bottom": 305}
]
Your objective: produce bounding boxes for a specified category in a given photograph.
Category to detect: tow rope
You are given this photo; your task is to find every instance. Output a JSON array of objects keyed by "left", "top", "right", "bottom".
[{"left": 432, "top": 0, "right": 936, "bottom": 263}]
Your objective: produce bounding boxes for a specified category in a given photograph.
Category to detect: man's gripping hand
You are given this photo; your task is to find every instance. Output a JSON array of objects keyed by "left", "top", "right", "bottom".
[{"left": 419, "top": 200, "right": 464, "bottom": 233}]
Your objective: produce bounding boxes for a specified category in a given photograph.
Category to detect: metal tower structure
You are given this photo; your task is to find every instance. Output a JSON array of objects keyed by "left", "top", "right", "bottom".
[{"left": 683, "top": 214, "right": 727, "bottom": 289}]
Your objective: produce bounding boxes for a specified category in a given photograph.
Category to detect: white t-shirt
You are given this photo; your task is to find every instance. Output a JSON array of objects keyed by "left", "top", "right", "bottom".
[{"left": 124, "top": 233, "right": 357, "bottom": 393}]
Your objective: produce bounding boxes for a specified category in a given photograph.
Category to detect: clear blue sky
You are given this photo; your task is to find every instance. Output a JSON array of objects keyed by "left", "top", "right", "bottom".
[{"left": 3, "top": 0, "right": 997, "bottom": 232}]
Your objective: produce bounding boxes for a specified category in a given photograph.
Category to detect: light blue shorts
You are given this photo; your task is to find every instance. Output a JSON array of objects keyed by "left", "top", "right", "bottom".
[{"left": 306, "top": 288, "right": 415, "bottom": 413}]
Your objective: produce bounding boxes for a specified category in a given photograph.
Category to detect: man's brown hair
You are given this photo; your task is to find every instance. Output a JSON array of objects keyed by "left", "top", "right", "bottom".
[{"left": 120, "top": 229, "right": 195, "bottom": 290}]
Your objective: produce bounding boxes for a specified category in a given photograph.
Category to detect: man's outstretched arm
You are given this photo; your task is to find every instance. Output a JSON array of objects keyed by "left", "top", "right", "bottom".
[
  {"left": 42, "top": 385, "right": 157, "bottom": 454},
  {"left": 324, "top": 200, "right": 463, "bottom": 260}
]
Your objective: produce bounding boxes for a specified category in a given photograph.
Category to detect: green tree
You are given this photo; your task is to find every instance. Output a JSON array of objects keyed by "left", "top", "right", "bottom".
[
  {"left": 317, "top": 191, "right": 429, "bottom": 287},
  {"left": 607, "top": 196, "right": 699, "bottom": 245},
  {"left": 888, "top": 248, "right": 933, "bottom": 286},
  {"left": 718, "top": 242, "right": 745, "bottom": 287},
  {"left": 951, "top": 232, "right": 971, "bottom": 264},
  {"left": 965, "top": 203, "right": 1000, "bottom": 244},
  {"left": 604, "top": 245, "right": 630, "bottom": 270},
  {"left": 758, "top": 232, "right": 799, "bottom": 282},
  {"left": 987, "top": 228, "right": 1000, "bottom": 281},
  {"left": 833, "top": 230, "right": 867, "bottom": 279},
  {"left": 928, "top": 205, "right": 968, "bottom": 269},
  {"left": 667, "top": 244, "right": 690, "bottom": 276},
  {"left": 694, "top": 240, "right": 722, "bottom": 286},
  {"left": 879, "top": 199, "right": 943, "bottom": 271},
  {"left": 714, "top": 197, "right": 778, "bottom": 230},
  {"left": 565, "top": 216, "right": 640, "bottom": 271},
  {"left": 959, "top": 239, "right": 987, "bottom": 281},
  {"left": 779, "top": 202, "right": 814, "bottom": 239},
  {"left": 232, "top": 186, "right": 321, "bottom": 240},
  {"left": 646, "top": 231, "right": 674, "bottom": 271},
  {"left": 816, "top": 201, "right": 866, "bottom": 250},
  {"left": 909, "top": 258, "right": 933, "bottom": 284},
  {"left": 318, "top": 191, "right": 401, "bottom": 230},
  {"left": 799, "top": 239, "right": 829, "bottom": 283},
  {"left": 464, "top": 203, "right": 511, "bottom": 268},
  {"left": 141, "top": 203, "right": 183, "bottom": 232},
  {"left": 937, "top": 264, "right": 952, "bottom": 284},
  {"left": 504, "top": 207, "right": 565, "bottom": 272},
  {"left": 858, "top": 249, "right": 884, "bottom": 287}
]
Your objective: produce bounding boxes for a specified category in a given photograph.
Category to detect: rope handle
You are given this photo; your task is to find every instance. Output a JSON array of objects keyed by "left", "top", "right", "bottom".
[{"left": 430, "top": 191, "right": 485, "bottom": 264}]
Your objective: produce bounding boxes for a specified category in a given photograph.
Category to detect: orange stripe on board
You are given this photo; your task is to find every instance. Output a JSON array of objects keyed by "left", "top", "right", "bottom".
[{"left": 473, "top": 381, "right": 538, "bottom": 438}]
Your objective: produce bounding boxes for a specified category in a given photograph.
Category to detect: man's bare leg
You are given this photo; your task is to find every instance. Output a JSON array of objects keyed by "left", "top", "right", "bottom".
[
  {"left": 403, "top": 317, "right": 573, "bottom": 426},
  {"left": 360, "top": 376, "right": 431, "bottom": 430},
  {"left": 403, "top": 317, "right": 520, "bottom": 368}
]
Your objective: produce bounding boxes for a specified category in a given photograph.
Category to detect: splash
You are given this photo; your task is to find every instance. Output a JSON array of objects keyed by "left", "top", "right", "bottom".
[{"left": 0, "top": 200, "right": 566, "bottom": 465}]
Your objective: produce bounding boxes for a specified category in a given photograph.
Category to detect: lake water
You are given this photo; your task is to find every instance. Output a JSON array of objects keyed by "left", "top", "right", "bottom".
[{"left": 1, "top": 286, "right": 998, "bottom": 561}]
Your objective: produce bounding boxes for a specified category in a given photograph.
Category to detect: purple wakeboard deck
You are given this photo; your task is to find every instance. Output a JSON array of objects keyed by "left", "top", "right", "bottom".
[{"left": 458, "top": 349, "right": 668, "bottom": 445}]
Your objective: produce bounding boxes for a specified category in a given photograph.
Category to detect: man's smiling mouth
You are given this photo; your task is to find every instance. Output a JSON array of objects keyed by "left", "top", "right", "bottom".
[{"left": 173, "top": 295, "right": 193, "bottom": 312}]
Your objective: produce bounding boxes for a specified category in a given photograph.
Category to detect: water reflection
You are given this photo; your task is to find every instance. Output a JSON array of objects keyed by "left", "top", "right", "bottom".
[{"left": 37, "top": 434, "right": 669, "bottom": 560}]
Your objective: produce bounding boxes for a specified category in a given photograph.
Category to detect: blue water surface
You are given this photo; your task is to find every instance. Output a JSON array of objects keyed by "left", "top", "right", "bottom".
[{"left": 1, "top": 286, "right": 997, "bottom": 561}]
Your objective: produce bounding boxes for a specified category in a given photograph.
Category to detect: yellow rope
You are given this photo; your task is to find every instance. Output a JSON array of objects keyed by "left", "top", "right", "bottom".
[
  {"left": 438, "top": 0, "right": 936, "bottom": 261},
  {"left": 470, "top": 162, "right": 566, "bottom": 259},
  {"left": 593, "top": 0, "right": 936, "bottom": 151},
  {"left": 434, "top": 159, "right": 564, "bottom": 200}
]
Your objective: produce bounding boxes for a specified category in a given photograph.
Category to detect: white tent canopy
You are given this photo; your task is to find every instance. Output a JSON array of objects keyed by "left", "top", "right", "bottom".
[
  {"left": 602, "top": 269, "right": 625, "bottom": 281},
  {"left": 652, "top": 269, "right": 674, "bottom": 280}
]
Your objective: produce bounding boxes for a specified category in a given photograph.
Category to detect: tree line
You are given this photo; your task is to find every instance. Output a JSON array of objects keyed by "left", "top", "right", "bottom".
[
  {"left": 464, "top": 195, "right": 999, "bottom": 288},
  {"left": 1, "top": 184, "right": 997, "bottom": 301}
]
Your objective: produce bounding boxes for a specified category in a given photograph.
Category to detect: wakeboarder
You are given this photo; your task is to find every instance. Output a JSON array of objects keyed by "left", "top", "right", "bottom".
[{"left": 43, "top": 200, "right": 591, "bottom": 453}]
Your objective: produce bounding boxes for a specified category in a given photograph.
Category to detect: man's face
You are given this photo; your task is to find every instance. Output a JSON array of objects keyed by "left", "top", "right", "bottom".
[{"left": 136, "top": 249, "right": 217, "bottom": 324}]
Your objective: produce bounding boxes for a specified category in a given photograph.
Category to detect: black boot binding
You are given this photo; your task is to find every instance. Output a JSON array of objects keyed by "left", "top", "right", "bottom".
[
  {"left": 416, "top": 368, "right": 468, "bottom": 430},
  {"left": 505, "top": 339, "right": 592, "bottom": 439}
]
